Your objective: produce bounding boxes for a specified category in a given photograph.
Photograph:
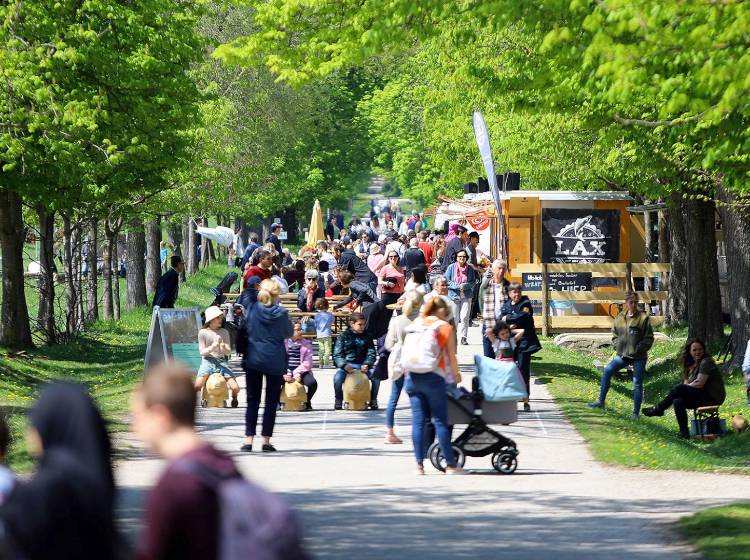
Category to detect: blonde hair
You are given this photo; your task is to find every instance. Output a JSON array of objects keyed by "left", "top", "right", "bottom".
[
  {"left": 421, "top": 296, "right": 448, "bottom": 318},
  {"left": 402, "top": 291, "right": 424, "bottom": 317},
  {"left": 257, "top": 278, "right": 280, "bottom": 306}
]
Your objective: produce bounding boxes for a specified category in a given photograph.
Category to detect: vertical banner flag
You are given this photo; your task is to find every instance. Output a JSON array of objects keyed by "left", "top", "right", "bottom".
[{"left": 472, "top": 111, "right": 507, "bottom": 258}]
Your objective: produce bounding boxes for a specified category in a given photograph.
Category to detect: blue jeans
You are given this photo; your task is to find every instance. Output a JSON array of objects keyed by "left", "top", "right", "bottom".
[
  {"left": 482, "top": 326, "right": 495, "bottom": 359},
  {"left": 385, "top": 376, "right": 405, "bottom": 429},
  {"left": 598, "top": 355, "right": 647, "bottom": 415},
  {"left": 404, "top": 373, "right": 455, "bottom": 466},
  {"left": 333, "top": 368, "right": 380, "bottom": 403}
]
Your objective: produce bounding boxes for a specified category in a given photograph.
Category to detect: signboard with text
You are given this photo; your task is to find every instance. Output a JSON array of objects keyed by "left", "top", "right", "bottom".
[
  {"left": 144, "top": 307, "right": 203, "bottom": 373},
  {"left": 541, "top": 209, "right": 619, "bottom": 263},
  {"left": 522, "top": 272, "right": 592, "bottom": 292}
]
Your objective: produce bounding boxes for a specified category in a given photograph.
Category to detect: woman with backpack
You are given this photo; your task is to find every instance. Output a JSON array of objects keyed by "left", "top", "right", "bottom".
[
  {"left": 401, "top": 297, "right": 465, "bottom": 475},
  {"left": 383, "top": 291, "right": 424, "bottom": 444}
]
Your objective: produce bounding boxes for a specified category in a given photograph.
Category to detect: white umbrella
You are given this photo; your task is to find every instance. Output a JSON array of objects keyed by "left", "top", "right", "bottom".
[{"left": 195, "top": 225, "right": 234, "bottom": 248}]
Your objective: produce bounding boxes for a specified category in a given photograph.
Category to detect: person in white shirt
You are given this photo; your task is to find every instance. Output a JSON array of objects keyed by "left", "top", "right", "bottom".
[{"left": 743, "top": 339, "right": 750, "bottom": 405}]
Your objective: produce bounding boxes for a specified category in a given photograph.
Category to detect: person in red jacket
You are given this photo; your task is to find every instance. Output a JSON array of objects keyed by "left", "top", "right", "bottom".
[{"left": 242, "top": 249, "right": 273, "bottom": 288}]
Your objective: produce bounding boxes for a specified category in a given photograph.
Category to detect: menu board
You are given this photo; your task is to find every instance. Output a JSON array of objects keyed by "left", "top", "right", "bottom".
[{"left": 144, "top": 307, "right": 202, "bottom": 373}]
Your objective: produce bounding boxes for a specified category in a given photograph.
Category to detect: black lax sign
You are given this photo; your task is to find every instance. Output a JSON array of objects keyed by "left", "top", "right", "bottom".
[{"left": 541, "top": 209, "right": 620, "bottom": 263}]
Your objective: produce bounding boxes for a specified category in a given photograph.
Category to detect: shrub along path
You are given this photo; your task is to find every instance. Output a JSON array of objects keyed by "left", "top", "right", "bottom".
[{"left": 116, "top": 329, "right": 750, "bottom": 559}]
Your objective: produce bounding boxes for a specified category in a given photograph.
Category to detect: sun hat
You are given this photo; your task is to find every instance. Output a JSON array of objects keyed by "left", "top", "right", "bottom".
[{"left": 204, "top": 305, "right": 224, "bottom": 326}]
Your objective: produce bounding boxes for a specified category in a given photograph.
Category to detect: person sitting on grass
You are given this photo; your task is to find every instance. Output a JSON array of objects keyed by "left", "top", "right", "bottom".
[
  {"left": 284, "top": 321, "right": 318, "bottom": 411},
  {"left": 333, "top": 312, "right": 378, "bottom": 410},
  {"left": 642, "top": 338, "right": 726, "bottom": 438},
  {"left": 0, "top": 415, "right": 14, "bottom": 504},
  {"left": 196, "top": 306, "right": 240, "bottom": 408},
  {"left": 588, "top": 291, "right": 654, "bottom": 418}
]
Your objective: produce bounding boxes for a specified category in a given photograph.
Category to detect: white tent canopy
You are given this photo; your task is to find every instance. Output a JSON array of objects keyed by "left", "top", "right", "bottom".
[{"left": 195, "top": 225, "right": 234, "bottom": 248}]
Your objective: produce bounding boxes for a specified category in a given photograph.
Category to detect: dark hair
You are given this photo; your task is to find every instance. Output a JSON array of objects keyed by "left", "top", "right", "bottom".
[
  {"left": 0, "top": 414, "right": 8, "bottom": 458},
  {"left": 492, "top": 321, "right": 511, "bottom": 337},
  {"left": 624, "top": 290, "right": 639, "bottom": 302},
  {"left": 141, "top": 364, "right": 197, "bottom": 427},
  {"left": 411, "top": 265, "right": 427, "bottom": 285},
  {"left": 680, "top": 338, "right": 707, "bottom": 380},
  {"left": 348, "top": 312, "right": 365, "bottom": 324},
  {"left": 256, "top": 249, "right": 271, "bottom": 262},
  {"left": 338, "top": 270, "right": 353, "bottom": 284},
  {"left": 456, "top": 249, "right": 469, "bottom": 259},
  {"left": 170, "top": 255, "right": 183, "bottom": 268},
  {"left": 318, "top": 260, "right": 330, "bottom": 272},
  {"left": 455, "top": 225, "right": 468, "bottom": 235},
  {"left": 294, "top": 259, "right": 305, "bottom": 271},
  {"left": 468, "top": 231, "right": 479, "bottom": 240},
  {"left": 315, "top": 297, "right": 329, "bottom": 311},
  {"left": 271, "top": 224, "right": 281, "bottom": 233}
]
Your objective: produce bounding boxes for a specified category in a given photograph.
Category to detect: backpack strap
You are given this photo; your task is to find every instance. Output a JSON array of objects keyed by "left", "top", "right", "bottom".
[{"left": 172, "top": 459, "right": 240, "bottom": 489}]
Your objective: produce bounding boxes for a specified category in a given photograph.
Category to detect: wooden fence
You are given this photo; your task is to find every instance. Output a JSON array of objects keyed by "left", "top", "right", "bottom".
[{"left": 512, "top": 263, "right": 671, "bottom": 335}]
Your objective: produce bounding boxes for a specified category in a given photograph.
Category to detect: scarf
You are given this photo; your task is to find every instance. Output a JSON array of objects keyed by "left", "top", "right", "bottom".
[{"left": 454, "top": 263, "right": 468, "bottom": 284}]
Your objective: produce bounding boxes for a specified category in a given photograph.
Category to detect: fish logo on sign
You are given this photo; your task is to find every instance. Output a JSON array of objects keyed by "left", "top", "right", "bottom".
[{"left": 552, "top": 215, "right": 609, "bottom": 263}]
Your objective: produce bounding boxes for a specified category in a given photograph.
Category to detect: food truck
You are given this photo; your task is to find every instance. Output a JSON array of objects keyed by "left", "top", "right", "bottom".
[{"left": 433, "top": 190, "right": 661, "bottom": 331}]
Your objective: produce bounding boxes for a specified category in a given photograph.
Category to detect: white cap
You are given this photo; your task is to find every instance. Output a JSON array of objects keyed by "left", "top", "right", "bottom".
[{"left": 204, "top": 305, "right": 223, "bottom": 325}]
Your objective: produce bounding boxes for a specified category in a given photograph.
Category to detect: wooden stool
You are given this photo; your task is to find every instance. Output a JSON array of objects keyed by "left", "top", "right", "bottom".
[
  {"left": 280, "top": 381, "right": 307, "bottom": 411},
  {"left": 201, "top": 373, "right": 228, "bottom": 408},
  {"left": 343, "top": 370, "right": 371, "bottom": 410},
  {"left": 692, "top": 405, "right": 723, "bottom": 440}
]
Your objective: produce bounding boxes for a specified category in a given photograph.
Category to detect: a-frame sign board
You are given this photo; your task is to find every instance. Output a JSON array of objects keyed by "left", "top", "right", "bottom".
[{"left": 144, "top": 306, "right": 203, "bottom": 374}]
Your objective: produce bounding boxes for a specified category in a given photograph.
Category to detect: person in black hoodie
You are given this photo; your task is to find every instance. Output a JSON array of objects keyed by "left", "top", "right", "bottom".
[
  {"left": 499, "top": 283, "right": 542, "bottom": 411},
  {"left": 333, "top": 241, "right": 377, "bottom": 290},
  {"left": 153, "top": 255, "right": 184, "bottom": 308},
  {"left": 0, "top": 382, "right": 116, "bottom": 560}
]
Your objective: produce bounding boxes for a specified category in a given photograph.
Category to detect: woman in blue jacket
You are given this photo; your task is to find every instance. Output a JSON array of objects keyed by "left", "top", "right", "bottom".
[
  {"left": 240, "top": 279, "right": 293, "bottom": 452},
  {"left": 499, "top": 282, "right": 541, "bottom": 411},
  {"left": 445, "top": 250, "right": 477, "bottom": 346}
]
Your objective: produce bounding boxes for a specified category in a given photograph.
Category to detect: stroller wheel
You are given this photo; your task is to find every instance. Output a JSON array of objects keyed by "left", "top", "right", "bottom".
[
  {"left": 492, "top": 452, "right": 518, "bottom": 474},
  {"left": 428, "top": 443, "right": 465, "bottom": 473}
]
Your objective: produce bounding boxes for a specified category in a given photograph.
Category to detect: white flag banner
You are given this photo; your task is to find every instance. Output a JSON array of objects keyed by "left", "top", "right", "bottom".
[
  {"left": 195, "top": 225, "right": 235, "bottom": 248},
  {"left": 472, "top": 111, "right": 507, "bottom": 258}
]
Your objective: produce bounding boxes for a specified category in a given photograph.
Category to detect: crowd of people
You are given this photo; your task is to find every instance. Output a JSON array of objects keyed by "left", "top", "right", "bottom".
[{"left": 2, "top": 206, "right": 748, "bottom": 559}]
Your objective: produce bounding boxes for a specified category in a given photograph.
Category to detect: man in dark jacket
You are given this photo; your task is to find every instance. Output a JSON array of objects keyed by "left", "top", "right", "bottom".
[
  {"left": 333, "top": 242, "right": 377, "bottom": 290},
  {"left": 266, "top": 224, "right": 283, "bottom": 255},
  {"left": 332, "top": 313, "right": 378, "bottom": 410},
  {"left": 402, "top": 237, "right": 426, "bottom": 278},
  {"left": 588, "top": 291, "right": 654, "bottom": 417},
  {"left": 441, "top": 225, "right": 468, "bottom": 272},
  {"left": 240, "top": 233, "right": 260, "bottom": 269},
  {"left": 152, "top": 256, "right": 184, "bottom": 308}
]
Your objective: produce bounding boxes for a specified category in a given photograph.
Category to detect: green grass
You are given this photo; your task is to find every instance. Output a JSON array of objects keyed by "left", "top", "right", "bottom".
[
  {"left": 536, "top": 336, "right": 750, "bottom": 472},
  {"left": 0, "top": 263, "right": 235, "bottom": 471},
  {"left": 680, "top": 503, "right": 750, "bottom": 560}
]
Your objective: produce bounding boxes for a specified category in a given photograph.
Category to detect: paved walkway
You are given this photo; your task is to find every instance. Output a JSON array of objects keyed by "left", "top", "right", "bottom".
[{"left": 116, "top": 327, "right": 750, "bottom": 558}]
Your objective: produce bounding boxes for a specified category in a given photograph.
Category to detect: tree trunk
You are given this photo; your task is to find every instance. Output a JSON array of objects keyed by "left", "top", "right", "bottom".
[
  {"left": 86, "top": 218, "right": 99, "bottom": 323},
  {"left": 112, "top": 233, "right": 121, "bottom": 320},
  {"left": 62, "top": 213, "right": 83, "bottom": 339},
  {"left": 187, "top": 218, "right": 197, "bottom": 275},
  {"left": 0, "top": 188, "right": 33, "bottom": 348},
  {"left": 145, "top": 218, "right": 162, "bottom": 295},
  {"left": 657, "top": 206, "right": 669, "bottom": 264},
  {"left": 200, "top": 217, "right": 209, "bottom": 268},
  {"left": 717, "top": 184, "right": 750, "bottom": 367},
  {"left": 666, "top": 193, "right": 688, "bottom": 324},
  {"left": 126, "top": 216, "right": 148, "bottom": 309},
  {"left": 170, "top": 218, "right": 185, "bottom": 282},
  {"left": 684, "top": 194, "right": 723, "bottom": 344},
  {"left": 37, "top": 206, "right": 57, "bottom": 343}
]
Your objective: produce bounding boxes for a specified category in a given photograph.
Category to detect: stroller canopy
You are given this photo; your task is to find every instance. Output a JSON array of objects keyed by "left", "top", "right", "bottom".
[{"left": 474, "top": 354, "right": 528, "bottom": 402}]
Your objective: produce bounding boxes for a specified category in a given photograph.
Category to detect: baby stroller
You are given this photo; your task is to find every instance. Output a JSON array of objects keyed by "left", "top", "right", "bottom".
[
  {"left": 427, "top": 355, "right": 526, "bottom": 474},
  {"left": 210, "top": 271, "right": 238, "bottom": 306}
]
